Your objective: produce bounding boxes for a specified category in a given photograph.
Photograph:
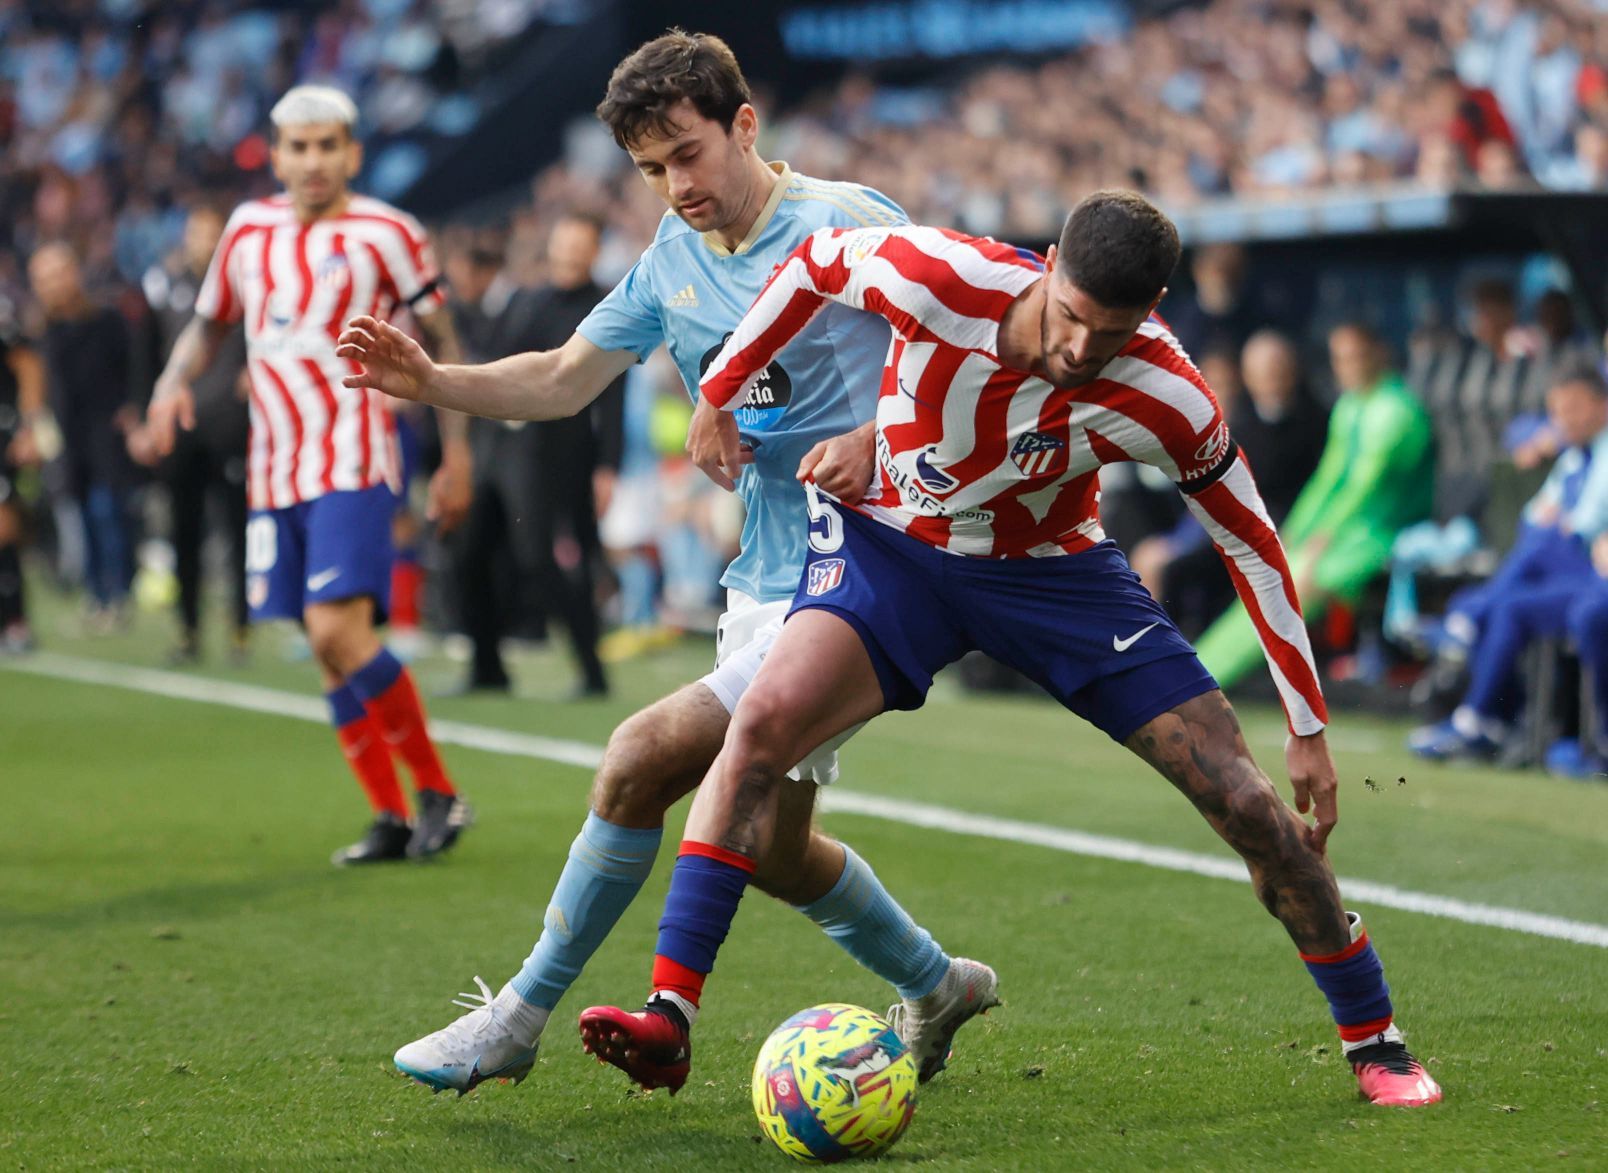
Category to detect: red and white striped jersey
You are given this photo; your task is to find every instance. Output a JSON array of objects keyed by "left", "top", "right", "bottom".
[
  {"left": 701, "top": 225, "right": 1327, "bottom": 734},
  {"left": 196, "top": 193, "right": 445, "bottom": 509}
]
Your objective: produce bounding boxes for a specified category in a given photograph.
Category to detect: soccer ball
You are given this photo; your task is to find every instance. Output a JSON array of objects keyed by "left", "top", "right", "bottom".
[{"left": 751, "top": 1003, "right": 918, "bottom": 1164}]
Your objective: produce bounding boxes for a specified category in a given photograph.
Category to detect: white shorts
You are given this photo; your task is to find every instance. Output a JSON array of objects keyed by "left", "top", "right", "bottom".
[{"left": 697, "top": 590, "right": 862, "bottom": 786}]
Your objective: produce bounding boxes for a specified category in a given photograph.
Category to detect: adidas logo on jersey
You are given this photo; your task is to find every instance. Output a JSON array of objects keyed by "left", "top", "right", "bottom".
[{"left": 667, "top": 284, "right": 699, "bottom": 308}]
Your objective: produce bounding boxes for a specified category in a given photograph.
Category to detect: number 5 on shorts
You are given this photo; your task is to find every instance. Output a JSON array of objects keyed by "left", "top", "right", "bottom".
[{"left": 805, "top": 483, "right": 843, "bottom": 554}]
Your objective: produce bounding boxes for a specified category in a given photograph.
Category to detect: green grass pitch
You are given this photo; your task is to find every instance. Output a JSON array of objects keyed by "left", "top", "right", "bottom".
[{"left": 2, "top": 611, "right": 1605, "bottom": 1169}]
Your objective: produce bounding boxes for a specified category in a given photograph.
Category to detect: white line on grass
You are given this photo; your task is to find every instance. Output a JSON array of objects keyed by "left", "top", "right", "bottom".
[{"left": 8, "top": 651, "right": 1606, "bottom": 950}]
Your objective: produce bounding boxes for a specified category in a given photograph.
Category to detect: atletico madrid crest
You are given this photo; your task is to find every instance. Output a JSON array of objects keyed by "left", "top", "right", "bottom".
[
  {"left": 1009, "top": 430, "right": 1066, "bottom": 476},
  {"left": 806, "top": 558, "right": 846, "bottom": 596}
]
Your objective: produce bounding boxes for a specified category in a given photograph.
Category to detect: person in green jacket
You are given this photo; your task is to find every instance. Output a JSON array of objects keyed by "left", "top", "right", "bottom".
[{"left": 1196, "top": 322, "right": 1433, "bottom": 688}]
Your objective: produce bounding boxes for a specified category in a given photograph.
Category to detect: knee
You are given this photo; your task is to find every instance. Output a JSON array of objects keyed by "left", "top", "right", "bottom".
[
  {"left": 590, "top": 715, "right": 686, "bottom": 825},
  {"left": 727, "top": 684, "right": 797, "bottom": 768},
  {"left": 305, "top": 612, "right": 369, "bottom": 677}
]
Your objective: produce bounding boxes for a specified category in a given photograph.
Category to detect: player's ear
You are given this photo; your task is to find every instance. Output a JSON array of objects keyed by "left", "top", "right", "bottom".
[
  {"left": 1043, "top": 243, "right": 1057, "bottom": 275},
  {"left": 346, "top": 136, "right": 363, "bottom": 180},
  {"left": 269, "top": 141, "right": 284, "bottom": 185},
  {"left": 731, "top": 104, "right": 759, "bottom": 151}
]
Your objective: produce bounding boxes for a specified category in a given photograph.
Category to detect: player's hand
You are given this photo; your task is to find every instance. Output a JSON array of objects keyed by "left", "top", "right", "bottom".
[
  {"left": 337, "top": 315, "right": 436, "bottom": 403},
  {"left": 6, "top": 426, "right": 39, "bottom": 467},
  {"left": 427, "top": 439, "right": 472, "bottom": 534},
  {"left": 124, "top": 422, "right": 161, "bottom": 468},
  {"left": 146, "top": 384, "right": 196, "bottom": 457},
  {"left": 686, "top": 396, "right": 750, "bottom": 491},
  {"left": 1286, "top": 729, "right": 1338, "bottom": 854},
  {"left": 797, "top": 420, "right": 876, "bottom": 505},
  {"left": 1592, "top": 533, "right": 1608, "bottom": 579}
]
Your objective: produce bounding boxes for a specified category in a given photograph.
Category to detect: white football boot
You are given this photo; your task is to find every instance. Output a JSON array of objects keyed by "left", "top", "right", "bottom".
[
  {"left": 393, "top": 977, "right": 542, "bottom": 1095},
  {"left": 887, "top": 956, "right": 1000, "bottom": 1082}
]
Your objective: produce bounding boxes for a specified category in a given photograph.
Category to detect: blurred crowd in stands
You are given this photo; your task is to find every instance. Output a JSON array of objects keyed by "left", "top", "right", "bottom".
[{"left": 3, "top": 1, "right": 1608, "bottom": 775}]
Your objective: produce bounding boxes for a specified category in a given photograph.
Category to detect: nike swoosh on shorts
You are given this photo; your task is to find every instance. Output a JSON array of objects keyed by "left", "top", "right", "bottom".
[{"left": 1113, "top": 621, "right": 1159, "bottom": 652}]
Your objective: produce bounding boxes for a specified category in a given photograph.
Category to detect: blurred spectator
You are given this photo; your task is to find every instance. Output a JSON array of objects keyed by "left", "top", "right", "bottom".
[
  {"left": 1421, "top": 67, "right": 1519, "bottom": 174},
  {"left": 28, "top": 240, "right": 139, "bottom": 629},
  {"left": 1408, "top": 364, "right": 1608, "bottom": 762},
  {"left": 1466, "top": 276, "right": 1520, "bottom": 361},
  {"left": 1197, "top": 322, "right": 1433, "bottom": 689},
  {"left": 449, "top": 213, "right": 623, "bottom": 698},
  {"left": 0, "top": 289, "right": 45, "bottom": 652},
  {"left": 1134, "top": 330, "right": 1328, "bottom": 637},
  {"left": 1232, "top": 331, "right": 1333, "bottom": 526},
  {"left": 1540, "top": 119, "right": 1608, "bottom": 190},
  {"left": 128, "top": 205, "right": 250, "bottom": 665},
  {"left": 1161, "top": 244, "right": 1266, "bottom": 361},
  {"left": 1508, "top": 287, "right": 1591, "bottom": 359}
]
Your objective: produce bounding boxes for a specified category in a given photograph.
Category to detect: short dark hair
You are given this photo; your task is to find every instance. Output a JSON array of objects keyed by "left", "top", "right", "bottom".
[
  {"left": 555, "top": 210, "right": 606, "bottom": 238},
  {"left": 1552, "top": 362, "right": 1608, "bottom": 399},
  {"left": 1328, "top": 320, "right": 1381, "bottom": 344},
  {"left": 1055, "top": 190, "right": 1180, "bottom": 309},
  {"left": 1469, "top": 277, "right": 1516, "bottom": 309},
  {"left": 595, "top": 29, "right": 751, "bottom": 149}
]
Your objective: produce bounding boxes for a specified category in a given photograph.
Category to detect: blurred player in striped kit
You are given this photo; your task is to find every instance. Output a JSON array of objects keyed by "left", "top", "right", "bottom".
[{"left": 147, "top": 86, "right": 474, "bottom": 865}]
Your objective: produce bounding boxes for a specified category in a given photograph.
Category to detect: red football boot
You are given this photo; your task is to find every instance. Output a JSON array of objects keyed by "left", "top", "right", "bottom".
[
  {"left": 1349, "top": 1040, "right": 1443, "bottom": 1106},
  {"left": 578, "top": 1003, "right": 692, "bottom": 1094}
]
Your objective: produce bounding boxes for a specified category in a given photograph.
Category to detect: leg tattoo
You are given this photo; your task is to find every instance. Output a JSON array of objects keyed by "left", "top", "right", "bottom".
[{"left": 1126, "top": 691, "right": 1348, "bottom": 954}]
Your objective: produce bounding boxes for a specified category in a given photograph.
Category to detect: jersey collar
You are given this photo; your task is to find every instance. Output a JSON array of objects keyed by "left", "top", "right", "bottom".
[{"left": 701, "top": 161, "right": 793, "bottom": 259}]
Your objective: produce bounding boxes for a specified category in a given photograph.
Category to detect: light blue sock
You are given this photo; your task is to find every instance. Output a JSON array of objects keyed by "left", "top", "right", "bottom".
[
  {"left": 510, "top": 812, "right": 663, "bottom": 1009},
  {"left": 798, "top": 845, "right": 949, "bottom": 1000}
]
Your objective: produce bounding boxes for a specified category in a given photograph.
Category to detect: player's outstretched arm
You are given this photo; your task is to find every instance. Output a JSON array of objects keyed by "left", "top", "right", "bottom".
[{"left": 337, "top": 316, "right": 634, "bottom": 423}]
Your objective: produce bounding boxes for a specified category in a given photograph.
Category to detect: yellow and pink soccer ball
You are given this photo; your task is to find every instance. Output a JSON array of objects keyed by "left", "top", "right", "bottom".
[{"left": 752, "top": 1003, "right": 918, "bottom": 1164}]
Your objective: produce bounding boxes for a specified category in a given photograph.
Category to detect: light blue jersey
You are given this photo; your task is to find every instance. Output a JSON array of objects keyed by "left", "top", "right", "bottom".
[{"left": 578, "top": 164, "right": 906, "bottom": 602}]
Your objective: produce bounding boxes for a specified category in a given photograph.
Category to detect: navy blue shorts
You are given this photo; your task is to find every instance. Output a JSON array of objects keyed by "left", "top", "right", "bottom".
[
  {"left": 245, "top": 485, "right": 395, "bottom": 624},
  {"left": 791, "top": 500, "right": 1218, "bottom": 743}
]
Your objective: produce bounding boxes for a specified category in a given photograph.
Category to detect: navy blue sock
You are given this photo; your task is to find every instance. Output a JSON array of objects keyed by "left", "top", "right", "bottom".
[
  {"left": 651, "top": 842, "right": 755, "bottom": 1007},
  {"left": 1301, "top": 914, "right": 1396, "bottom": 1049},
  {"left": 346, "top": 647, "right": 404, "bottom": 702}
]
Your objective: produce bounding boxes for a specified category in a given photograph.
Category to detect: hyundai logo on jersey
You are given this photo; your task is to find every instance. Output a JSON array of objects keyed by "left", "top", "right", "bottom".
[
  {"left": 1010, "top": 431, "right": 1066, "bottom": 476},
  {"left": 806, "top": 558, "right": 846, "bottom": 595}
]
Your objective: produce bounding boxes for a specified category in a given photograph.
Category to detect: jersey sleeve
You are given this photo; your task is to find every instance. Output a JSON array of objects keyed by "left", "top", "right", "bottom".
[
  {"left": 375, "top": 211, "right": 445, "bottom": 317},
  {"left": 194, "top": 207, "right": 251, "bottom": 324},
  {"left": 1115, "top": 337, "right": 1327, "bottom": 734},
  {"left": 576, "top": 255, "right": 664, "bottom": 362},
  {"left": 700, "top": 225, "right": 1039, "bottom": 409},
  {"left": 1181, "top": 455, "right": 1328, "bottom": 734}
]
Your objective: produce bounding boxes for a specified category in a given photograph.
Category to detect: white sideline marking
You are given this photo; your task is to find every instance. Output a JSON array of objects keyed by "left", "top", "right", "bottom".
[{"left": 7, "top": 651, "right": 1607, "bottom": 950}]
